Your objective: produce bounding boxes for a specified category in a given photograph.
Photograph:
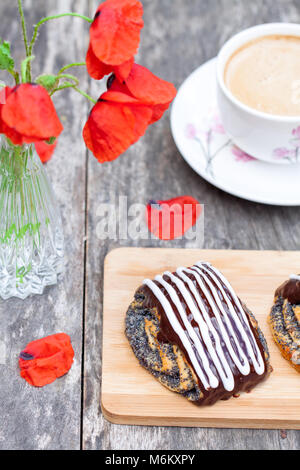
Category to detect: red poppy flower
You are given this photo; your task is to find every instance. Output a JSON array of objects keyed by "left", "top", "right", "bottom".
[
  {"left": 125, "top": 64, "right": 177, "bottom": 106},
  {"left": 1, "top": 83, "right": 63, "bottom": 146},
  {"left": 89, "top": 0, "right": 144, "bottom": 66},
  {"left": 19, "top": 333, "right": 74, "bottom": 387},
  {"left": 101, "top": 89, "right": 140, "bottom": 104},
  {"left": 108, "top": 68, "right": 177, "bottom": 107},
  {"left": 83, "top": 99, "right": 152, "bottom": 162},
  {"left": 35, "top": 140, "right": 58, "bottom": 163},
  {"left": 0, "top": 86, "right": 12, "bottom": 133},
  {"left": 86, "top": 44, "right": 113, "bottom": 80},
  {"left": 107, "top": 76, "right": 132, "bottom": 93},
  {"left": 86, "top": 45, "right": 134, "bottom": 81},
  {"left": 113, "top": 57, "right": 135, "bottom": 82},
  {"left": 108, "top": 68, "right": 177, "bottom": 123},
  {"left": 84, "top": 67, "right": 177, "bottom": 162},
  {"left": 150, "top": 102, "right": 171, "bottom": 124},
  {"left": 0, "top": 86, "right": 37, "bottom": 144},
  {"left": 146, "top": 196, "right": 202, "bottom": 240}
]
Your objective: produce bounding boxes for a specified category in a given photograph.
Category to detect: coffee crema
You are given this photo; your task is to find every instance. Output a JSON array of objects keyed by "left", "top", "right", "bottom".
[{"left": 224, "top": 35, "right": 300, "bottom": 116}]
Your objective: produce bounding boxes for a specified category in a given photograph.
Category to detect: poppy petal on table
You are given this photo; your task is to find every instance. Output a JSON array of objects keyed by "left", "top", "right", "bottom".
[
  {"left": 83, "top": 99, "right": 152, "bottom": 162},
  {"left": 1, "top": 83, "right": 63, "bottom": 145},
  {"left": 35, "top": 140, "right": 58, "bottom": 163},
  {"left": 19, "top": 333, "right": 74, "bottom": 387},
  {"left": 146, "top": 196, "right": 202, "bottom": 240},
  {"left": 89, "top": 0, "right": 144, "bottom": 65}
]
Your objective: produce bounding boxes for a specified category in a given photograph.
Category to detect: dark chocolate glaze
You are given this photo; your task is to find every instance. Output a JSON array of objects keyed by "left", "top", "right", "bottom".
[
  {"left": 275, "top": 277, "right": 300, "bottom": 305},
  {"left": 139, "top": 265, "right": 269, "bottom": 406}
]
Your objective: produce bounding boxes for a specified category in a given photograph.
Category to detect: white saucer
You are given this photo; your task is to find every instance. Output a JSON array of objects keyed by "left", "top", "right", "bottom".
[{"left": 170, "top": 58, "right": 300, "bottom": 206}]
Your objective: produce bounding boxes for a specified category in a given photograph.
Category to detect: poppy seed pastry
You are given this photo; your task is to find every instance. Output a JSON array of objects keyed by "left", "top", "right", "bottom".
[
  {"left": 269, "top": 275, "right": 300, "bottom": 373},
  {"left": 125, "top": 262, "right": 271, "bottom": 405}
]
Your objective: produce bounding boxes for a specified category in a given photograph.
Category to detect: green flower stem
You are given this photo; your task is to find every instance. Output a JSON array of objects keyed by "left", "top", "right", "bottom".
[
  {"left": 57, "top": 73, "right": 80, "bottom": 86},
  {"left": 0, "top": 139, "right": 48, "bottom": 278},
  {"left": 21, "top": 56, "right": 34, "bottom": 83},
  {"left": 50, "top": 84, "right": 97, "bottom": 104},
  {"left": 4, "top": 141, "right": 28, "bottom": 218},
  {"left": 58, "top": 62, "right": 86, "bottom": 75},
  {"left": 73, "top": 86, "right": 97, "bottom": 104},
  {"left": 29, "top": 13, "right": 92, "bottom": 56},
  {"left": 17, "top": 0, "right": 29, "bottom": 55},
  {"left": 16, "top": 152, "right": 25, "bottom": 216},
  {"left": 6, "top": 68, "right": 20, "bottom": 85},
  {"left": 27, "top": 13, "right": 92, "bottom": 83},
  {"left": 17, "top": 0, "right": 31, "bottom": 82},
  {"left": 10, "top": 70, "right": 20, "bottom": 85},
  {"left": 50, "top": 83, "right": 78, "bottom": 95}
]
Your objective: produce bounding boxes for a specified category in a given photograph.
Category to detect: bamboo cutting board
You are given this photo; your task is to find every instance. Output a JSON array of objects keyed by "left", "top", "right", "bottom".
[{"left": 102, "top": 248, "right": 300, "bottom": 429}]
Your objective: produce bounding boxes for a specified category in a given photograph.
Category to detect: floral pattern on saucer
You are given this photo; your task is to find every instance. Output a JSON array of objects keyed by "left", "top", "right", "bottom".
[
  {"left": 185, "top": 112, "right": 256, "bottom": 178},
  {"left": 170, "top": 57, "right": 300, "bottom": 206},
  {"left": 273, "top": 126, "right": 300, "bottom": 164}
]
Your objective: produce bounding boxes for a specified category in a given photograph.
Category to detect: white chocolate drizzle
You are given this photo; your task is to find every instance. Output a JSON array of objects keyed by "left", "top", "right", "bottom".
[{"left": 143, "top": 262, "right": 265, "bottom": 392}]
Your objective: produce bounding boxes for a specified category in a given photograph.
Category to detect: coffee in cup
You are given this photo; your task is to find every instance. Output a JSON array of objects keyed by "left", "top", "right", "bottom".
[
  {"left": 217, "top": 24, "right": 300, "bottom": 164},
  {"left": 224, "top": 35, "right": 300, "bottom": 117}
]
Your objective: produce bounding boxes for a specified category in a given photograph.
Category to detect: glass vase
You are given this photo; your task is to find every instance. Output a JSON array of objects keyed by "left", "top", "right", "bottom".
[{"left": 0, "top": 137, "right": 64, "bottom": 300}]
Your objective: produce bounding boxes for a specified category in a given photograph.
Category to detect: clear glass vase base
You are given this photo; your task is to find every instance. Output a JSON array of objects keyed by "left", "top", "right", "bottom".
[
  {"left": 0, "top": 231, "right": 64, "bottom": 300},
  {"left": 0, "top": 262, "right": 64, "bottom": 300},
  {"left": 0, "top": 139, "right": 65, "bottom": 300}
]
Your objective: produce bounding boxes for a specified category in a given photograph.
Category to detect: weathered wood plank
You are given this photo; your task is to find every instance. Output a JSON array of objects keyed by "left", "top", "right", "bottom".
[
  {"left": 0, "top": 0, "right": 90, "bottom": 450},
  {"left": 83, "top": 0, "right": 300, "bottom": 450}
]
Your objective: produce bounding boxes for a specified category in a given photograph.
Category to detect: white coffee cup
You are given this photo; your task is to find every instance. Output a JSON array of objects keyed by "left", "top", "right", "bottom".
[{"left": 217, "top": 23, "right": 300, "bottom": 164}]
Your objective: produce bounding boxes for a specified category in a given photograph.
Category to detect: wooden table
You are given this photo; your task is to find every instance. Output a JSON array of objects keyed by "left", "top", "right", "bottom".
[{"left": 0, "top": 0, "right": 299, "bottom": 450}]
